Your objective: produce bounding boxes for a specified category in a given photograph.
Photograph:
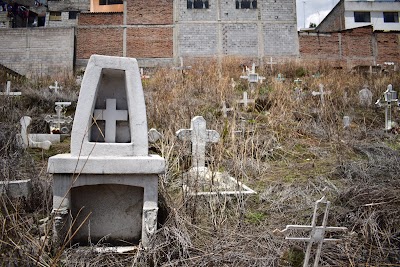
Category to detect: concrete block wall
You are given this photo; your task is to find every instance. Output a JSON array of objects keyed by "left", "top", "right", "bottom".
[
  {"left": 0, "top": 27, "right": 74, "bottom": 77},
  {"left": 45, "top": 12, "right": 78, "bottom": 27},
  {"left": 222, "top": 23, "right": 258, "bottom": 56},
  {"left": 178, "top": 24, "right": 218, "bottom": 56},
  {"left": 48, "top": 0, "right": 89, "bottom": 11}
]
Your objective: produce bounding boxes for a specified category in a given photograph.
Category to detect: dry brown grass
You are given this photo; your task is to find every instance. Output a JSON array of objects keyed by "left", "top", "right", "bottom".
[{"left": 0, "top": 59, "right": 400, "bottom": 266}]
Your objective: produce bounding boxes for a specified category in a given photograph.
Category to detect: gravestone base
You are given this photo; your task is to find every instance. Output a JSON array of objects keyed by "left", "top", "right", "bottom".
[
  {"left": 183, "top": 167, "right": 256, "bottom": 196},
  {"left": 49, "top": 155, "right": 163, "bottom": 247}
]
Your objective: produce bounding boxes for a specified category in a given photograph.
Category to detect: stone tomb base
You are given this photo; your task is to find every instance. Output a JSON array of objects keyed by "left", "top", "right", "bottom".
[{"left": 71, "top": 183, "right": 144, "bottom": 245}]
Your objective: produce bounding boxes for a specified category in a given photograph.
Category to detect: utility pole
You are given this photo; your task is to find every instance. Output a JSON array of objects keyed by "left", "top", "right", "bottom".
[
  {"left": 123, "top": 0, "right": 127, "bottom": 57},
  {"left": 303, "top": 1, "right": 306, "bottom": 28}
]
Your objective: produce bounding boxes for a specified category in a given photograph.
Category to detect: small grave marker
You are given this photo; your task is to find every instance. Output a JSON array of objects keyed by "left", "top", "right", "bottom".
[
  {"left": 375, "top": 84, "right": 398, "bottom": 131},
  {"left": 276, "top": 73, "right": 285, "bottom": 82},
  {"left": 237, "top": 91, "right": 255, "bottom": 109},
  {"left": 0, "top": 81, "right": 21, "bottom": 96},
  {"left": 45, "top": 102, "right": 73, "bottom": 134},
  {"left": 221, "top": 101, "right": 234, "bottom": 118},
  {"left": 274, "top": 196, "right": 347, "bottom": 267},
  {"left": 140, "top": 68, "right": 150, "bottom": 79},
  {"left": 343, "top": 116, "right": 350, "bottom": 129},
  {"left": 359, "top": 85, "right": 373, "bottom": 107},
  {"left": 173, "top": 57, "right": 192, "bottom": 73},
  {"left": 49, "top": 81, "right": 62, "bottom": 93},
  {"left": 176, "top": 116, "right": 255, "bottom": 196},
  {"left": 240, "top": 63, "right": 266, "bottom": 84},
  {"left": 148, "top": 128, "right": 163, "bottom": 143},
  {"left": 312, "top": 84, "right": 331, "bottom": 106},
  {"left": 231, "top": 78, "right": 237, "bottom": 90},
  {"left": 266, "top": 57, "right": 277, "bottom": 72},
  {"left": 176, "top": 116, "right": 219, "bottom": 169}
]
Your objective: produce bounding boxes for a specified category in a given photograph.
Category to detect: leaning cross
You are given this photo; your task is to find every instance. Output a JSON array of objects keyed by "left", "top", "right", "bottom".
[
  {"left": 49, "top": 81, "right": 62, "bottom": 93},
  {"left": 274, "top": 196, "right": 347, "bottom": 267},
  {"left": 176, "top": 116, "right": 220, "bottom": 169},
  {"left": 312, "top": 84, "right": 331, "bottom": 106},
  {"left": 45, "top": 102, "right": 73, "bottom": 134},
  {"left": 237, "top": 91, "right": 255, "bottom": 109},
  {"left": 93, "top": 98, "right": 128, "bottom": 143},
  {"left": 221, "top": 101, "right": 234, "bottom": 118},
  {"left": 0, "top": 81, "right": 21, "bottom": 96}
]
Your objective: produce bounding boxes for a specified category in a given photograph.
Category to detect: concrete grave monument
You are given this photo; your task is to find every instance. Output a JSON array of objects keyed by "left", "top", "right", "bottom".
[
  {"left": 240, "top": 63, "right": 266, "bottom": 84},
  {"left": 359, "top": 85, "right": 373, "bottom": 107},
  {"left": 176, "top": 116, "right": 255, "bottom": 196},
  {"left": 0, "top": 81, "right": 21, "bottom": 96},
  {"left": 18, "top": 116, "right": 54, "bottom": 150},
  {"left": 47, "top": 55, "right": 165, "bottom": 247}
]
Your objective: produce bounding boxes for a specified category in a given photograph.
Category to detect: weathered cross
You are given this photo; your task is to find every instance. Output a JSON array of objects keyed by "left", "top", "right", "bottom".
[
  {"left": 49, "top": 81, "right": 62, "bottom": 93},
  {"left": 0, "top": 81, "right": 21, "bottom": 96},
  {"left": 375, "top": 84, "right": 398, "bottom": 131},
  {"left": 173, "top": 57, "right": 192, "bottom": 73},
  {"left": 312, "top": 84, "right": 331, "bottom": 106},
  {"left": 237, "top": 91, "right": 255, "bottom": 109},
  {"left": 276, "top": 73, "right": 285, "bottom": 82},
  {"left": 221, "top": 101, "right": 234, "bottom": 118},
  {"left": 274, "top": 196, "right": 348, "bottom": 267},
  {"left": 266, "top": 57, "right": 277, "bottom": 72},
  {"left": 176, "top": 116, "right": 220, "bottom": 169},
  {"left": 93, "top": 98, "right": 128, "bottom": 142},
  {"left": 45, "top": 102, "right": 73, "bottom": 134}
]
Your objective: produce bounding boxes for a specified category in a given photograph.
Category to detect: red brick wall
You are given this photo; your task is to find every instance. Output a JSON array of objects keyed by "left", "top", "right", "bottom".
[
  {"left": 299, "top": 26, "right": 399, "bottom": 67},
  {"left": 127, "top": 0, "right": 173, "bottom": 25},
  {"left": 376, "top": 32, "right": 400, "bottom": 63},
  {"left": 77, "top": 28, "right": 123, "bottom": 59},
  {"left": 127, "top": 28, "right": 173, "bottom": 58},
  {"left": 76, "top": 10, "right": 173, "bottom": 60},
  {"left": 78, "top": 12, "right": 123, "bottom": 26}
]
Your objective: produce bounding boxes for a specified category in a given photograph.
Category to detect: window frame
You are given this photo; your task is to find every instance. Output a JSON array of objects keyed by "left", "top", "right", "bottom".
[
  {"left": 235, "top": 0, "right": 257, "bottom": 9},
  {"left": 383, "top": 12, "right": 399, "bottom": 23},
  {"left": 68, "top": 11, "right": 78, "bottom": 20},
  {"left": 49, "top": 11, "right": 62, "bottom": 21},
  {"left": 354, "top": 11, "right": 371, "bottom": 23},
  {"left": 187, "top": 0, "right": 209, "bottom": 9},
  {"left": 99, "top": 0, "right": 123, "bottom": 6}
]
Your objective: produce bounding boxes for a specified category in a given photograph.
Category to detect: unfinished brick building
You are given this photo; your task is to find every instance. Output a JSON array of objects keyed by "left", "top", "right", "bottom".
[{"left": 76, "top": 0, "right": 299, "bottom": 67}]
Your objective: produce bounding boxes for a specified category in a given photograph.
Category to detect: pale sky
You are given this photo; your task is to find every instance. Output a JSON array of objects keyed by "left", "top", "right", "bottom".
[{"left": 296, "top": 0, "right": 341, "bottom": 29}]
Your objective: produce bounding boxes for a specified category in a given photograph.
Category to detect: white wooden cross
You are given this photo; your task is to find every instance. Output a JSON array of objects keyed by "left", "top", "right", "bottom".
[
  {"left": 237, "top": 91, "right": 255, "bottom": 109},
  {"left": 221, "top": 101, "right": 234, "bottom": 118},
  {"left": 0, "top": 81, "right": 21, "bottom": 96},
  {"left": 45, "top": 102, "right": 73, "bottom": 134},
  {"left": 266, "top": 57, "right": 277, "bottom": 72},
  {"left": 176, "top": 116, "right": 220, "bottom": 169},
  {"left": 93, "top": 99, "right": 128, "bottom": 143},
  {"left": 375, "top": 84, "right": 398, "bottom": 131},
  {"left": 49, "top": 81, "right": 62, "bottom": 93},
  {"left": 312, "top": 84, "right": 331, "bottom": 106},
  {"left": 274, "top": 196, "right": 347, "bottom": 267}
]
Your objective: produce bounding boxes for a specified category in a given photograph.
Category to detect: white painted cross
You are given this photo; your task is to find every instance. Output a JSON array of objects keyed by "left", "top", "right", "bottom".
[
  {"left": 176, "top": 116, "right": 220, "bottom": 169},
  {"left": 274, "top": 196, "right": 347, "bottom": 267},
  {"left": 266, "top": 57, "right": 277, "bottom": 72},
  {"left": 375, "top": 84, "right": 398, "bottom": 131},
  {"left": 221, "top": 101, "right": 234, "bottom": 118},
  {"left": 312, "top": 84, "right": 331, "bottom": 106},
  {"left": 93, "top": 98, "right": 128, "bottom": 143},
  {"left": 49, "top": 81, "right": 62, "bottom": 93},
  {"left": 237, "top": 91, "right": 255, "bottom": 109},
  {"left": 0, "top": 81, "right": 21, "bottom": 96},
  {"left": 45, "top": 102, "right": 73, "bottom": 134}
]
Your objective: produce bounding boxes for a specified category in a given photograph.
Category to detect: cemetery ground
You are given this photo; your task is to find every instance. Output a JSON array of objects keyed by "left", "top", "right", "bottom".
[{"left": 0, "top": 59, "right": 400, "bottom": 266}]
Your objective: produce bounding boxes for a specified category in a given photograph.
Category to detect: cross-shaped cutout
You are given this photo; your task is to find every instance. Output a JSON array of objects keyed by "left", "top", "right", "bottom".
[
  {"left": 93, "top": 99, "right": 128, "bottom": 143},
  {"left": 176, "top": 116, "right": 219, "bottom": 169}
]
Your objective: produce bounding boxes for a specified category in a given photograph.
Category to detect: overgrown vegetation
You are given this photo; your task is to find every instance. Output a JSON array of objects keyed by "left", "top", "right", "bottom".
[{"left": 0, "top": 58, "right": 399, "bottom": 266}]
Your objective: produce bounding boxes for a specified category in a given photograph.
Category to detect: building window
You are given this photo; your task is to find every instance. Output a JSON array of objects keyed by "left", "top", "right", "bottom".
[
  {"left": 354, "top": 12, "right": 371, "bottom": 23},
  {"left": 69, "top": 11, "right": 78, "bottom": 20},
  {"left": 187, "top": 0, "right": 209, "bottom": 9},
  {"left": 49, "top": 11, "right": 62, "bottom": 21},
  {"left": 384, "top": 12, "right": 399, "bottom": 23},
  {"left": 99, "top": 0, "right": 122, "bottom": 5},
  {"left": 236, "top": 0, "right": 257, "bottom": 9}
]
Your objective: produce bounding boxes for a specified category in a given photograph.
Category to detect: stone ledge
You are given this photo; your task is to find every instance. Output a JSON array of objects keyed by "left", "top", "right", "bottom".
[{"left": 48, "top": 154, "right": 165, "bottom": 174}]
